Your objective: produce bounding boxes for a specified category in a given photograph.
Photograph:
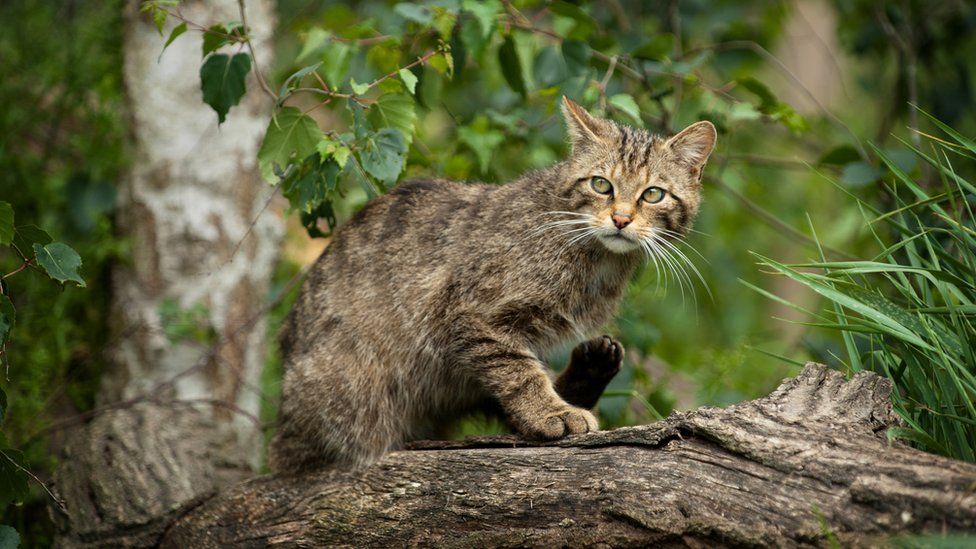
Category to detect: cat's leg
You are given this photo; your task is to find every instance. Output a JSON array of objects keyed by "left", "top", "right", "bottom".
[
  {"left": 554, "top": 335, "right": 623, "bottom": 410},
  {"left": 456, "top": 324, "right": 598, "bottom": 440}
]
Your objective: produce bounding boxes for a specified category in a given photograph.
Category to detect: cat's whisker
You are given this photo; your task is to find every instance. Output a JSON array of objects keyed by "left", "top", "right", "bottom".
[
  {"left": 641, "top": 230, "right": 691, "bottom": 303},
  {"left": 528, "top": 219, "right": 593, "bottom": 237},
  {"left": 639, "top": 239, "right": 667, "bottom": 293},
  {"left": 651, "top": 233, "right": 711, "bottom": 300},
  {"left": 657, "top": 228, "right": 710, "bottom": 264}
]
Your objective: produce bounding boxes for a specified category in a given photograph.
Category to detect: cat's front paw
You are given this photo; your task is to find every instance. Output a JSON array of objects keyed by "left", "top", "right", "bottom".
[
  {"left": 522, "top": 406, "right": 598, "bottom": 440},
  {"left": 569, "top": 335, "right": 623, "bottom": 381}
]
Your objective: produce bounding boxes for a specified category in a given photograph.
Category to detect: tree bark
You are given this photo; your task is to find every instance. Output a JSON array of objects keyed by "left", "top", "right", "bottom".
[
  {"left": 151, "top": 363, "right": 974, "bottom": 547},
  {"left": 52, "top": 1, "right": 278, "bottom": 546}
]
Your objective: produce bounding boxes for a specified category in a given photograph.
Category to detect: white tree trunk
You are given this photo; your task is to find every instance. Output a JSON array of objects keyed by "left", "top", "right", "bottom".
[
  {"left": 53, "top": 2, "right": 279, "bottom": 546},
  {"left": 108, "top": 0, "right": 279, "bottom": 461}
]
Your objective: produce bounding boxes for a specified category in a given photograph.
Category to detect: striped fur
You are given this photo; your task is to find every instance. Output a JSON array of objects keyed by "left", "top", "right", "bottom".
[{"left": 270, "top": 98, "right": 716, "bottom": 471}]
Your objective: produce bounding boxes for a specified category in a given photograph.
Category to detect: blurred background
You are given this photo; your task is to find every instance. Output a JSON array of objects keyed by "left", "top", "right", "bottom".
[{"left": 1, "top": 0, "right": 975, "bottom": 543}]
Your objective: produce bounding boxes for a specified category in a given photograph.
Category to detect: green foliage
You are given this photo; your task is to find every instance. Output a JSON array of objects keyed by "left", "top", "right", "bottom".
[
  {"left": 752, "top": 116, "right": 976, "bottom": 461},
  {"left": 257, "top": 107, "right": 324, "bottom": 183},
  {"left": 200, "top": 53, "right": 251, "bottom": 124},
  {"left": 32, "top": 242, "right": 86, "bottom": 288},
  {"left": 1, "top": 0, "right": 124, "bottom": 539}
]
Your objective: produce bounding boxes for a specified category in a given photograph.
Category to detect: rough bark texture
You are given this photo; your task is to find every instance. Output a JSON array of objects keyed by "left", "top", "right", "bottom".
[
  {"left": 151, "top": 363, "right": 974, "bottom": 547},
  {"left": 52, "top": 1, "right": 278, "bottom": 547}
]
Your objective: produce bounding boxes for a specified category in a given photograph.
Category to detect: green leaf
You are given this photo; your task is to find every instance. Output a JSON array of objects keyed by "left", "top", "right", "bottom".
[
  {"left": 360, "top": 128, "right": 408, "bottom": 185},
  {"left": 202, "top": 23, "right": 241, "bottom": 57},
  {"left": 394, "top": 2, "right": 433, "bottom": 25},
  {"left": 462, "top": 0, "right": 501, "bottom": 38},
  {"left": 316, "top": 137, "right": 351, "bottom": 169},
  {"left": 534, "top": 46, "right": 568, "bottom": 88},
  {"left": 33, "top": 242, "right": 86, "bottom": 287},
  {"left": 840, "top": 161, "right": 884, "bottom": 188},
  {"left": 349, "top": 77, "right": 369, "bottom": 95},
  {"left": 549, "top": 1, "right": 596, "bottom": 39},
  {"left": 499, "top": 35, "right": 526, "bottom": 97},
  {"left": 458, "top": 116, "right": 504, "bottom": 173},
  {"left": 818, "top": 145, "right": 861, "bottom": 166},
  {"left": 320, "top": 41, "right": 353, "bottom": 89},
  {"left": 152, "top": 9, "right": 167, "bottom": 35},
  {"left": 0, "top": 449, "right": 29, "bottom": 509},
  {"left": 257, "top": 107, "right": 325, "bottom": 183},
  {"left": 398, "top": 68, "right": 418, "bottom": 95},
  {"left": 608, "top": 94, "right": 642, "bottom": 125},
  {"left": 278, "top": 63, "right": 322, "bottom": 99},
  {"left": 561, "top": 40, "right": 591, "bottom": 76},
  {"left": 0, "top": 202, "right": 12, "bottom": 247},
  {"left": 368, "top": 94, "right": 417, "bottom": 146},
  {"left": 0, "top": 295, "right": 14, "bottom": 349},
  {"left": 12, "top": 225, "right": 51, "bottom": 256},
  {"left": 0, "top": 525, "right": 19, "bottom": 549},
  {"left": 738, "top": 77, "right": 777, "bottom": 109},
  {"left": 282, "top": 156, "right": 341, "bottom": 214},
  {"left": 200, "top": 53, "right": 251, "bottom": 125},
  {"left": 0, "top": 388, "right": 6, "bottom": 427},
  {"left": 296, "top": 28, "right": 330, "bottom": 63},
  {"left": 162, "top": 21, "right": 187, "bottom": 53}
]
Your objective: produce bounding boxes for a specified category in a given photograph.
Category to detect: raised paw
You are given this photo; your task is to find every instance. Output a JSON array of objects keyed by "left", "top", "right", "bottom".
[
  {"left": 569, "top": 335, "right": 623, "bottom": 381},
  {"left": 523, "top": 406, "right": 599, "bottom": 440}
]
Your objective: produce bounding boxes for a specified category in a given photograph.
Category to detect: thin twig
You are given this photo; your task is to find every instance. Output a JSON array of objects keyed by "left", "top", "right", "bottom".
[
  {"left": 237, "top": 0, "right": 277, "bottom": 101},
  {"left": 0, "top": 448, "right": 67, "bottom": 512}
]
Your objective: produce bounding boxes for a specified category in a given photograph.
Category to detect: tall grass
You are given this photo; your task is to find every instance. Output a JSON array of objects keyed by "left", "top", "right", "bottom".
[{"left": 750, "top": 112, "right": 976, "bottom": 462}]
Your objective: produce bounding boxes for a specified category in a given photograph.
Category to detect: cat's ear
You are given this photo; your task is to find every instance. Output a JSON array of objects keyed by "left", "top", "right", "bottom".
[
  {"left": 665, "top": 120, "right": 717, "bottom": 177},
  {"left": 561, "top": 97, "right": 615, "bottom": 149}
]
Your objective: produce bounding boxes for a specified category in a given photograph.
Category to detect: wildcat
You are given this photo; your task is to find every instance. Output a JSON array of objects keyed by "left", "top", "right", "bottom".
[{"left": 270, "top": 98, "right": 715, "bottom": 471}]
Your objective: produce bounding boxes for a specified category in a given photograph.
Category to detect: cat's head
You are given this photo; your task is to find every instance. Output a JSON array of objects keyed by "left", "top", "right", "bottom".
[{"left": 552, "top": 97, "right": 715, "bottom": 255}]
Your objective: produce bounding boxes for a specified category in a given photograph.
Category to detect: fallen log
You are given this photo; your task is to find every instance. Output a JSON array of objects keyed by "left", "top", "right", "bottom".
[{"left": 151, "top": 363, "right": 976, "bottom": 547}]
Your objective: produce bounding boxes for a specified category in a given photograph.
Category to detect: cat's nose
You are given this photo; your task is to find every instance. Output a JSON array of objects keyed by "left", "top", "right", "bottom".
[{"left": 612, "top": 213, "right": 632, "bottom": 229}]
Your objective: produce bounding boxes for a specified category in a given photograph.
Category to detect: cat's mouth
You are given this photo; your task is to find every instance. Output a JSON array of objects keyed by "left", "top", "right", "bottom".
[{"left": 597, "top": 230, "right": 640, "bottom": 253}]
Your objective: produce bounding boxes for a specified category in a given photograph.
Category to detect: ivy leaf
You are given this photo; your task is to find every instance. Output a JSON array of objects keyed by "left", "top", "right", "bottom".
[
  {"left": 12, "top": 225, "right": 51, "bottom": 257},
  {"left": 200, "top": 53, "right": 251, "bottom": 125},
  {"left": 0, "top": 295, "right": 14, "bottom": 349},
  {"left": 0, "top": 525, "right": 19, "bottom": 549},
  {"left": 398, "top": 68, "right": 418, "bottom": 95},
  {"left": 0, "top": 202, "right": 12, "bottom": 247},
  {"left": 33, "top": 242, "right": 86, "bottom": 288},
  {"left": 499, "top": 35, "right": 526, "bottom": 97},
  {"left": 368, "top": 93, "right": 417, "bottom": 146},
  {"left": 0, "top": 448, "right": 29, "bottom": 509},
  {"left": 361, "top": 128, "right": 408, "bottom": 186},
  {"left": 458, "top": 116, "right": 504, "bottom": 173},
  {"left": 257, "top": 107, "right": 324, "bottom": 183},
  {"left": 608, "top": 93, "right": 642, "bottom": 125},
  {"left": 162, "top": 22, "right": 187, "bottom": 53}
]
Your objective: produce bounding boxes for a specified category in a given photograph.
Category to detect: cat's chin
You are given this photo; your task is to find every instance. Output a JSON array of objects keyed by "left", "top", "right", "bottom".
[{"left": 597, "top": 234, "right": 641, "bottom": 254}]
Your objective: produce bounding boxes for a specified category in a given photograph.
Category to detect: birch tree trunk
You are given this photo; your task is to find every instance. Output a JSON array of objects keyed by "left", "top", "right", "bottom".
[{"left": 53, "top": 1, "right": 279, "bottom": 546}]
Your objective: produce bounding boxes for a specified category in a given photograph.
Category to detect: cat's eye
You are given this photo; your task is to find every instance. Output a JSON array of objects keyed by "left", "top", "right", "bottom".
[
  {"left": 590, "top": 176, "right": 613, "bottom": 195},
  {"left": 641, "top": 186, "right": 666, "bottom": 204}
]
